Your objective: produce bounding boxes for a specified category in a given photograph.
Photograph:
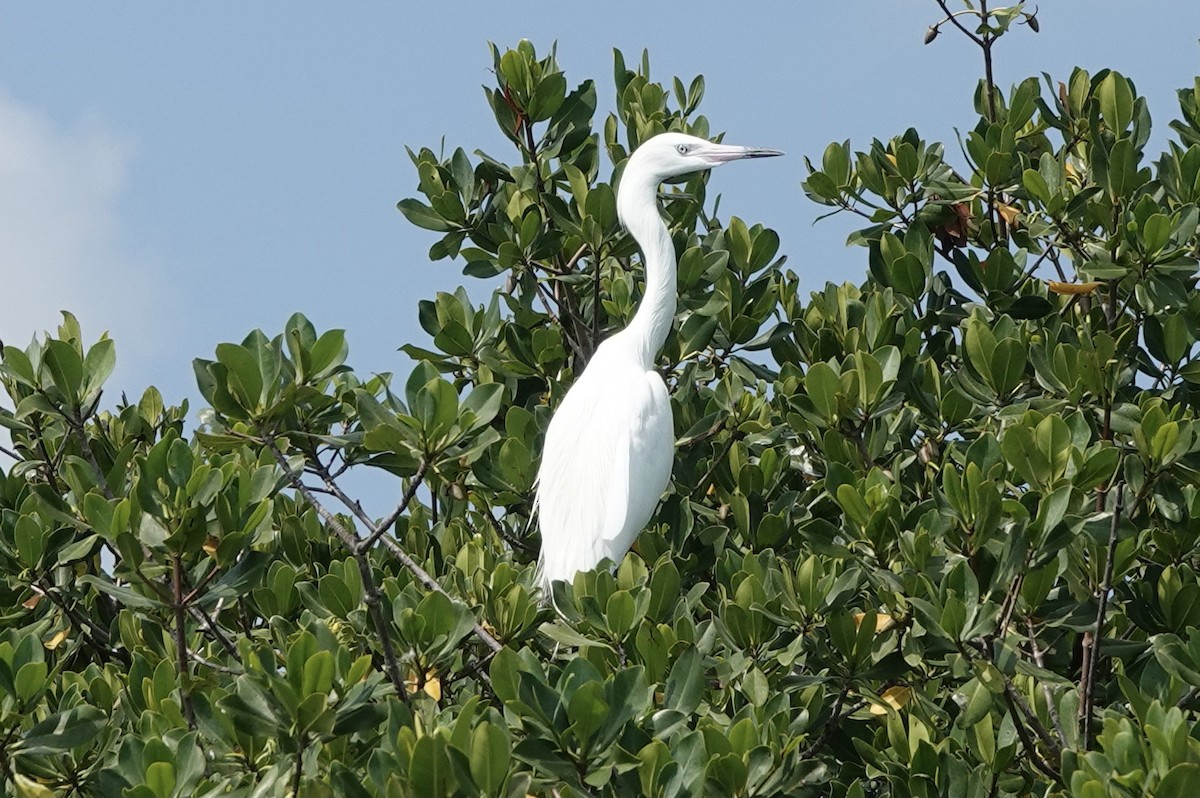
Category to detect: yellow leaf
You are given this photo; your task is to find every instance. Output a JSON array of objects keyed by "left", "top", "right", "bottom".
[
  {"left": 885, "top": 153, "right": 898, "bottom": 168},
  {"left": 1047, "top": 280, "right": 1103, "bottom": 295},
  {"left": 995, "top": 202, "right": 1020, "bottom": 227},
  {"left": 13, "top": 773, "right": 57, "bottom": 798},
  {"left": 853, "top": 612, "right": 896, "bottom": 634},
  {"left": 869, "top": 685, "right": 912, "bottom": 715},
  {"left": 202, "top": 536, "right": 219, "bottom": 556},
  {"left": 406, "top": 669, "right": 442, "bottom": 701},
  {"left": 44, "top": 629, "right": 68, "bottom": 650}
]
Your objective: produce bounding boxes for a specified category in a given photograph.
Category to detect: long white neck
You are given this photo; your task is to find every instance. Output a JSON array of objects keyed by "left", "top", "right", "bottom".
[{"left": 615, "top": 170, "right": 676, "bottom": 369}]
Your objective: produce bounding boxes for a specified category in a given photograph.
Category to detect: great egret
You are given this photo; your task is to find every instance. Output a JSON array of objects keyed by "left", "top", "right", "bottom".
[{"left": 535, "top": 132, "right": 782, "bottom": 589}]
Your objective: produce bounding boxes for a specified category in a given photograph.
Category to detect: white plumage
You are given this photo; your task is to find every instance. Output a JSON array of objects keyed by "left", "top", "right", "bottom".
[{"left": 535, "top": 132, "right": 782, "bottom": 589}]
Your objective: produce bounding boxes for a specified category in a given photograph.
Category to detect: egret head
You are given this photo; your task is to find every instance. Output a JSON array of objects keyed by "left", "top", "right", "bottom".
[{"left": 628, "top": 132, "right": 783, "bottom": 182}]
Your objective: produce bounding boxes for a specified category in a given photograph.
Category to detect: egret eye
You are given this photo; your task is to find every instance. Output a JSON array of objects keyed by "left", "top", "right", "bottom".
[{"left": 676, "top": 144, "right": 689, "bottom": 154}]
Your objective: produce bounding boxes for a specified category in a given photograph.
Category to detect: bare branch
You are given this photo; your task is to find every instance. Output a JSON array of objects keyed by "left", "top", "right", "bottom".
[
  {"left": 189, "top": 649, "right": 243, "bottom": 675},
  {"left": 932, "top": 0, "right": 984, "bottom": 45},
  {"left": 62, "top": 399, "right": 115, "bottom": 500},
  {"left": 362, "top": 458, "right": 430, "bottom": 550},
  {"left": 187, "top": 603, "right": 243, "bottom": 665},
  {"left": 1002, "top": 688, "right": 1059, "bottom": 781},
  {"left": 265, "top": 434, "right": 503, "bottom": 685},
  {"left": 1027, "top": 617, "right": 1068, "bottom": 749},
  {"left": 264, "top": 435, "right": 409, "bottom": 697}
]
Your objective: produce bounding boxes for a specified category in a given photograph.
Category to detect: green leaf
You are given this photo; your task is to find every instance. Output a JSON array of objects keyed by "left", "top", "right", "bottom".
[
  {"left": 805, "top": 362, "right": 840, "bottom": 421},
  {"left": 18, "top": 705, "right": 107, "bottom": 755},
  {"left": 410, "top": 732, "right": 451, "bottom": 798},
  {"left": 82, "top": 338, "right": 116, "bottom": 399},
  {"left": 42, "top": 339, "right": 84, "bottom": 405},
  {"left": 397, "top": 198, "right": 454, "bottom": 232},
  {"left": 14, "top": 661, "right": 47, "bottom": 703},
  {"left": 302, "top": 650, "right": 335, "bottom": 697},
  {"left": 836, "top": 483, "right": 871, "bottom": 527},
  {"left": 664, "top": 646, "right": 703, "bottom": 715},
  {"left": 215, "top": 343, "right": 264, "bottom": 413},
  {"left": 1097, "top": 71, "right": 1134, "bottom": 134},
  {"left": 145, "top": 762, "right": 176, "bottom": 798},
  {"left": 566, "top": 680, "right": 608, "bottom": 750},
  {"left": 469, "top": 721, "right": 509, "bottom": 794},
  {"left": 78, "top": 574, "right": 167, "bottom": 610},
  {"left": 309, "top": 329, "right": 348, "bottom": 379},
  {"left": 1158, "top": 763, "right": 1200, "bottom": 798}
]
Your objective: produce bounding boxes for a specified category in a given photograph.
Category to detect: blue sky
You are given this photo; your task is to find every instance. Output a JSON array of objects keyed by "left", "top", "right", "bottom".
[{"left": 3, "top": 2, "right": 1199, "bottom": 413}]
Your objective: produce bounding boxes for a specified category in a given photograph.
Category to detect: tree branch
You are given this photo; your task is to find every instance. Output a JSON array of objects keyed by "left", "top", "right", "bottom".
[
  {"left": 1026, "top": 617, "right": 1068, "bottom": 749},
  {"left": 361, "top": 458, "right": 429, "bottom": 551},
  {"left": 932, "top": 0, "right": 984, "bottom": 45},
  {"left": 1081, "top": 485, "right": 1123, "bottom": 744},
  {"left": 172, "top": 554, "right": 197, "bottom": 729},
  {"left": 188, "top": 601, "right": 244, "bottom": 665},
  {"left": 264, "top": 435, "right": 409, "bottom": 698},
  {"left": 64, "top": 401, "right": 115, "bottom": 500},
  {"left": 265, "top": 436, "right": 503, "bottom": 669},
  {"left": 1002, "top": 688, "right": 1059, "bottom": 781}
]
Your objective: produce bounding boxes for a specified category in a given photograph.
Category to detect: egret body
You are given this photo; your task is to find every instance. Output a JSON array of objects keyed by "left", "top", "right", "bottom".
[{"left": 535, "top": 132, "right": 782, "bottom": 589}]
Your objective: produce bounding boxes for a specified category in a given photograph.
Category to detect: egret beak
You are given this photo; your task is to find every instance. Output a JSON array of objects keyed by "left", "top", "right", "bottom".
[{"left": 700, "top": 143, "right": 785, "bottom": 164}]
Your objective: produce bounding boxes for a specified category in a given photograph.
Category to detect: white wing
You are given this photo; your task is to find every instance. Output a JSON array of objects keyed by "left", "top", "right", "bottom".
[{"left": 535, "top": 348, "right": 674, "bottom": 587}]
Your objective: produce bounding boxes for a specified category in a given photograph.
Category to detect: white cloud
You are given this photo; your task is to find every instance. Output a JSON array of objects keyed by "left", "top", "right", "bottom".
[{"left": 0, "top": 87, "right": 168, "bottom": 396}]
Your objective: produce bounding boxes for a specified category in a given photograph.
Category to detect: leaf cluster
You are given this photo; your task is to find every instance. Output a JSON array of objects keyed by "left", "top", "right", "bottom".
[{"left": 5, "top": 25, "right": 1200, "bottom": 798}]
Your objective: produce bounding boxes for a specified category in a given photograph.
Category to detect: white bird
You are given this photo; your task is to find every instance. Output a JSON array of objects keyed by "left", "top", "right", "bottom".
[{"left": 535, "top": 132, "right": 782, "bottom": 589}]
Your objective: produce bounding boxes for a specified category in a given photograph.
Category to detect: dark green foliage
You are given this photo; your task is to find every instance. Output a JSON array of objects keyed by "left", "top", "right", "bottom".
[{"left": 5, "top": 14, "right": 1200, "bottom": 797}]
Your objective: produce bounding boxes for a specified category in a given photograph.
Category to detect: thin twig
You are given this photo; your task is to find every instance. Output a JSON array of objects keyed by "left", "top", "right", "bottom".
[
  {"left": 798, "top": 685, "right": 865, "bottom": 759},
  {"left": 995, "top": 572, "right": 1025, "bottom": 643},
  {"left": 189, "top": 649, "right": 243, "bottom": 675},
  {"left": 534, "top": 279, "right": 587, "bottom": 362},
  {"left": 291, "top": 733, "right": 306, "bottom": 797},
  {"left": 33, "top": 579, "right": 130, "bottom": 667},
  {"left": 967, "top": 639, "right": 1062, "bottom": 765},
  {"left": 563, "top": 243, "right": 588, "bottom": 273},
  {"left": 187, "top": 604, "right": 243, "bottom": 665},
  {"left": 1081, "top": 485, "right": 1123, "bottom": 744},
  {"left": 65, "top": 404, "right": 115, "bottom": 500},
  {"left": 477, "top": 499, "right": 536, "bottom": 554},
  {"left": 30, "top": 416, "right": 64, "bottom": 493},
  {"left": 376, "top": 534, "right": 503, "bottom": 654},
  {"left": 172, "top": 555, "right": 197, "bottom": 729},
  {"left": 932, "top": 0, "right": 984, "bottom": 45},
  {"left": 1003, "top": 677, "right": 1061, "bottom": 761},
  {"left": 1026, "top": 617, "right": 1068, "bottom": 749},
  {"left": 979, "top": 0, "right": 997, "bottom": 122},
  {"left": 1002, "top": 689, "right": 1059, "bottom": 781},
  {"left": 264, "top": 436, "right": 410, "bottom": 697},
  {"left": 266, "top": 435, "right": 503, "bottom": 666},
  {"left": 361, "top": 459, "right": 430, "bottom": 550},
  {"left": 691, "top": 432, "right": 739, "bottom": 500}
]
